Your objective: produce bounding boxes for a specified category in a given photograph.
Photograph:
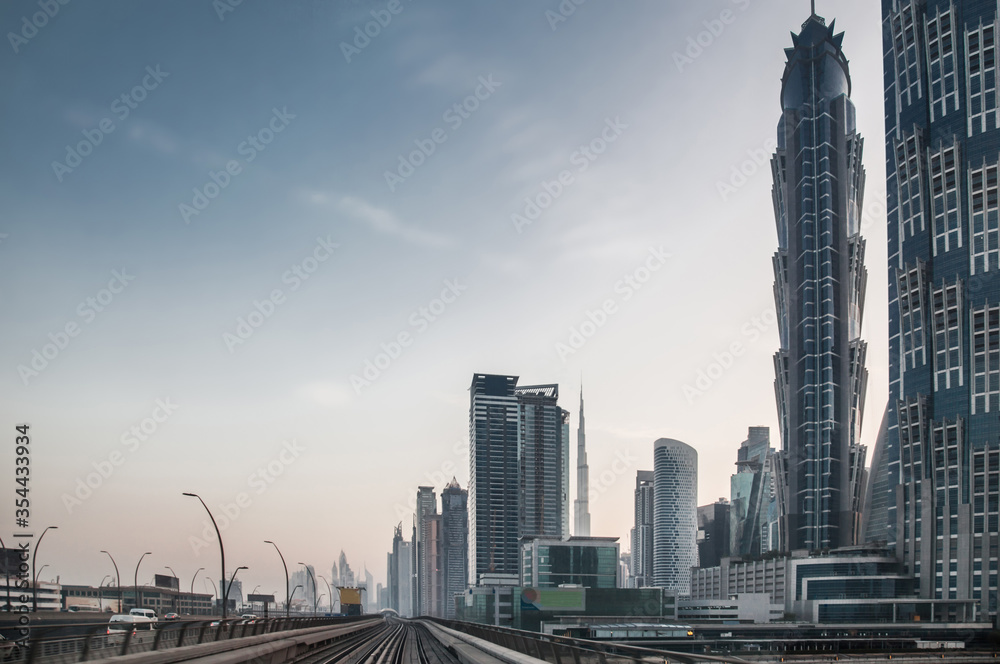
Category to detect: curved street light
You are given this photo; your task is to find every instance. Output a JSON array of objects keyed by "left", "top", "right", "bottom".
[
  {"left": 183, "top": 493, "right": 226, "bottom": 619},
  {"left": 318, "top": 575, "right": 333, "bottom": 616},
  {"left": 100, "top": 550, "right": 122, "bottom": 612},
  {"left": 297, "top": 563, "right": 318, "bottom": 617},
  {"left": 0, "top": 535, "right": 9, "bottom": 612},
  {"left": 264, "top": 541, "right": 290, "bottom": 617},
  {"left": 31, "top": 526, "right": 57, "bottom": 612},
  {"left": 224, "top": 566, "right": 247, "bottom": 615},
  {"left": 133, "top": 552, "right": 151, "bottom": 611},
  {"left": 288, "top": 584, "right": 302, "bottom": 614}
]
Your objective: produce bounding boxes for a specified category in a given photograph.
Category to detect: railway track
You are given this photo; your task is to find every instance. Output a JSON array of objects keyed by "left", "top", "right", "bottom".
[{"left": 295, "top": 620, "right": 461, "bottom": 664}]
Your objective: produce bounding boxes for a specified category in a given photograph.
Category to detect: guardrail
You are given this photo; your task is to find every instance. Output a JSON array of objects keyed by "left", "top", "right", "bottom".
[
  {"left": 429, "top": 619, "right": 747, "bottom": 664},
  {"left": 0, "top": 615, "right": 373, "bottom": 664}
]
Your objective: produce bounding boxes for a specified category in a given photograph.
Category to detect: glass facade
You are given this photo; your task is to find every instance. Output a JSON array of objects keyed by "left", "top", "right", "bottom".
[
  {"left": 772, "top": 13, "right": 869, "bottom": 553},
  {"left": 876, "top": 0, "right": 1000, "bottom": 622},
  {"left": 521, "top": 539, "right": 619, "bottom": 589}
]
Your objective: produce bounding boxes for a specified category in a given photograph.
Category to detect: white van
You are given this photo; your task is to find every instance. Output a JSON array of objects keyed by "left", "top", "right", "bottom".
[{"left": 128, "top": 608, "right": 157, "bottom": 622}]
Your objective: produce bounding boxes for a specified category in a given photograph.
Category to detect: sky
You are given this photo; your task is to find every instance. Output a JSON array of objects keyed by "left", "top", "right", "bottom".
[{"left": 0, "top": 0, "right": 887, "bottom": 599}]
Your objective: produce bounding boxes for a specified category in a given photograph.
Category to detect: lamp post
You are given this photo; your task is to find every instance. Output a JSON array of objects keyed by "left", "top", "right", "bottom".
[
  {"left": 318, "top": 575, "right": 333, "bottom": 616},
  {"left": 31, "top": 526, "right": 57, "bottom": 612},
  {"left": 183, "top": 493, "right": 226, "bottom": 619},
  {"left": 0, "top": 535, "right": 10, "bottom": 612},
  {"left": 100, "top": 550, "right": 122, "bottom": 612},
  {"left": 297, "top": 563, "right": 317, "bottom": 617},
  {"left": 133, "top": 552, "right": 151, "bottom": 611},
  {"left": 223, "top": 566, "right": 247, "bottom": 616},
  {"left": 190, "top": 567, "right": 204, "bottom": 616},
  {"left": 264, "top": 541, "right": 290, "bottom": 618},
  {"left": 288, "top": 584, "right": 302, "bottom": 615}
]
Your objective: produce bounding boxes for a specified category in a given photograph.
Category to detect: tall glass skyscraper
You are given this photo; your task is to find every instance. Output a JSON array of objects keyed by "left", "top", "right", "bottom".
[
  {"left": 441, "top": 478, "right": 468, "bottom": 619},
  {"left": 469, "top": 374, "right": 521, "bottom": 584},
  {"left": 771, "top": 11, "right": 869, "bottom": 552},
  {"left": 730, "top": 427, "right": 777, "bottom": 557},
  {"left": 469, "top": 374, "right": 568, "bottom": 586},
  {"left": 652, "top": 438, "right": 697, "bottom": 594},
  {"left": 631, "top": 470, "right": 655, "bottom": 588},
  {"left": 875, "top": 0, "right": 1000, "bottom": 621}
]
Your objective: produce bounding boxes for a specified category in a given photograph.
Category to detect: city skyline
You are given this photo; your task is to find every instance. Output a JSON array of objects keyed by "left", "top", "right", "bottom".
[{"left": 1, "top": 0, "right": 887, "bottom": 596}]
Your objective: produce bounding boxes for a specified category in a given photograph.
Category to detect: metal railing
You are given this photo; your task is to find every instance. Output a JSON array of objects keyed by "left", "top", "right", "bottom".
[
  {"left": 0, "top": 615, "right": 374, "bottom": 664},
  {"left": 429, "top": 619, "right": 747, "bottom": 664}
]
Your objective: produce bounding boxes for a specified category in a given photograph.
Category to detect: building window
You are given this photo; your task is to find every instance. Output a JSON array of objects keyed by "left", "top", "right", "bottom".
[
  {"left": 932, "top": 279, "right": 964, "bottom": 390},
  {"left": 927, "top": 5, "right": 960, "bottom": 120},
  {"left": 929, "top": 140, "right": 963, "bottom": 256},
  {"left": 972, "top": 303, "right": 1000, "bottom": 413},
  {"left": 970, "top": 160, "right": 1000, "bottom": 275},
  {"left": 895, "top": 130, "right": 927, "bottom": 242},
  {"left": 967, "top": 21, "right": 998, "bottom": 136},
  {"left": 898, "top": 262, "right": 928, "bottom": 370},
  {"left": 891, "top": 1, "right": 925, "bottom": 108}
]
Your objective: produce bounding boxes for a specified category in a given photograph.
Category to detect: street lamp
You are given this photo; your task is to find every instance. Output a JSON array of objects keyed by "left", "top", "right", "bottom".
[
  {"left": 183, "top": 493, "right": 226, "bottom": 619},
  {"left": 288, "top": 584, "right": 302, "bottom": 614},
  {"left": 0, "top": 535, "right": 10, "bottom": 612},
  {"left": 318, "top": 575, "right": 333, "bottom": 616},
  {"left": 297, "top": 563, "right": 317, "bottom": 617},
  {"left": 133, "top": 552, "right": 151, "bottom": 611},
  {"left": 190, "top": 567, "right": 205, "bottom": 616},
  {"left": 31, "top": 526, "right": 57, "bottom": 612},
  {"left": 264, "top": 541, "right": 290, "bottom": 617},
  {"left": 223, "top": 566, "right": 247, "bottom": 616},
  {"left": 101, "top": 551, "right": 122, "bottom": 613}
]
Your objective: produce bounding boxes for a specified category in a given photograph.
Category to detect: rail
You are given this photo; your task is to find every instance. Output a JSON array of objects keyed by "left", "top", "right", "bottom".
[
  {"left": 429, "top": 619, "right": 750, "bottom": 664},
  {"left": 0, "top": 615, "right": 374, "bottom": 664}
]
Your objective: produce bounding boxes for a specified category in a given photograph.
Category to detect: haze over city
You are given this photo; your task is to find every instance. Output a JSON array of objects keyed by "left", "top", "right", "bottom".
[{"left": 1, "top": 0, "right": 886, "bottom": 597}]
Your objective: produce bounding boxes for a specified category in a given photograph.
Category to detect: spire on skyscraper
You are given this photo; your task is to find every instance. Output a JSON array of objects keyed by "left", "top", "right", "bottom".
[{"left": 574, "top": 381, "right": 591, "bottom": 537}]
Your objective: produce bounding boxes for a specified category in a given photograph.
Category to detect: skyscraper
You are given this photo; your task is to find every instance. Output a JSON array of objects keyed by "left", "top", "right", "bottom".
[
  {"left": 652, "top": 438, "right": 697, "bottom": 594},
  {"left": 876, "top": 0, "right": 1000, "bottom": 622},
  {"left": 771, "top": 10, "right": 869, "bottom": 552},
  {"left": 469, "top": 374, "right": 569, "bottom": 586},
  {"left": 469, "top": 374, "right": 521, "bottom": 584},
  {"left": 730, "top": 426, "right": 778, "bottom": 557},
  {"left": 515, "top": 384, "right": 569, "bottom": 542},
  {"left": 574, "top": 385, "right": 591, "bottom": 537},
  {"left": 630, "top": 470, "right": 655, "bottom": 588},
  {"left": 415, "top": 486, "right": 439, "bottom": 616},
  {"left": 441, "top": 478, "right": 469, "bottom": 619}
]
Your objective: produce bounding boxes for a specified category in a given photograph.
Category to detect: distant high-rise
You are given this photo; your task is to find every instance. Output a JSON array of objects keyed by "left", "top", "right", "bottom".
[
  {"left": 652, "top": 439, "right": 697, "bottom": 594},
  {"left": 387, "top": 523, "right": 413, "bottom": 617},
  {"left": 876, "top": 0, "right": 1000, "bottom": 622},
  {"left": 697, "top": 499, "right": 730, "bottom": 569},
  {"left": 574, "top": 385, "right": 591, "bottom": 537},
  {"left": 771, "top": 10, "right": 869, "bottom": 552},
  {"left": 415, "top": 486, "right": 439, "bottom": 616},
  {"left": 441, "top": 477, "right": 468, "bottom": 619},
  {"left": 469, "top": 374, "right": 521, "bottom": 584},
  {"left": 630, "top": 470, "right": 655, "bottom": 588},
  {"left": 730, "top": 427, "right": 778, "bottom": 557},
  {"left": 515, "top": 384, "right": 569, "bottom": 542}
]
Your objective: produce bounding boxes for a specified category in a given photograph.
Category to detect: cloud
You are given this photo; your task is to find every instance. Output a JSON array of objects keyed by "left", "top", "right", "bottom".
[{"left": 305, "top": 191, "right": 456, "bottom": 249}]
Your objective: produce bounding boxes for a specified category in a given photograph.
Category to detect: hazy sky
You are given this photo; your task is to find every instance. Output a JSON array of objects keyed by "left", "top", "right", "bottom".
[{"left": 1, "top": 0, "right": 886, "bottom": 597}]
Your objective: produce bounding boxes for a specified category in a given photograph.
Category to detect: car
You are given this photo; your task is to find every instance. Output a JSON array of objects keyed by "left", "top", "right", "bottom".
[
  {"left": 163, "top": 613, "right": 179, "bottom": 621},
  {"left": 106, "top": 615, "right": 156, "bottom": 647},
  {"left": 240, "top": 614, "right": 258, "bottom": 624}
]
